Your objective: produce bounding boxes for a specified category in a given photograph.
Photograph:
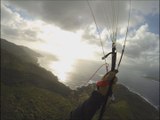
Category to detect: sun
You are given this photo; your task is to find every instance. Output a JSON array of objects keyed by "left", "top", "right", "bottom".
[{"left": 33, "top": 24, "right": 97, "bottom": 83}]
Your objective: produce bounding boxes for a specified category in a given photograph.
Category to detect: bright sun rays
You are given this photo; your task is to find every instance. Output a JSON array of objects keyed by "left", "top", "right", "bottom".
[{"left": 32, "top": 24, "right": 97, "bottom": 82}]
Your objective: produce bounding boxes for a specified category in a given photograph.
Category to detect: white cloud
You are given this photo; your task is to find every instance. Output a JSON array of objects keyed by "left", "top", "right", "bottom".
[
  {"left": 117, "top": 24, "right": 159, "bottom": 80},
  {"left": 1, "top": 0, "right": 159, "bottom": 86},
  {"left": 1, "top": 2, "right": 45, "bottom": 43},
  {"left": 125, "top": 24, "right": 159, "bottom": 58}
]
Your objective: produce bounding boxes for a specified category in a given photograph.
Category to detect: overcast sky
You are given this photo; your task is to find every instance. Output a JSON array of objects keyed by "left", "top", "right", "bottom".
[{"left": 1, "top": 0, "right": 159, "bottom": 89}]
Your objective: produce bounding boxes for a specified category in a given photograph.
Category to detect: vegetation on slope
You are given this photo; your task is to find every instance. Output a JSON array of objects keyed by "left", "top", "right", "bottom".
[
  {"left": 1, "top": 83, "right": 72, "bottom": 120},
  {"left": 76, "top": 84, "right": 159, "bottom": 120},
  {"left": 1, "top": 38, "right": 73, "bottom": 120},
  {"left": 1, "top": 38, "right": 159, "bottom": 120}
]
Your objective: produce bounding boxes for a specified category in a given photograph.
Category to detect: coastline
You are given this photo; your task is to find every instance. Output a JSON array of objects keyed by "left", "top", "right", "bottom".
[
  {"left": 120, "top": 83, "right": 159, "bottom": 110},
  {"left": 72, "top": 81, "right": 159, "bottom": 110}
]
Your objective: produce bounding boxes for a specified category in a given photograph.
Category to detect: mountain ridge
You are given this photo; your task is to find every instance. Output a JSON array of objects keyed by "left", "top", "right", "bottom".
[{"left": 1, "top": 38, "right": 159, "bottom": 120}]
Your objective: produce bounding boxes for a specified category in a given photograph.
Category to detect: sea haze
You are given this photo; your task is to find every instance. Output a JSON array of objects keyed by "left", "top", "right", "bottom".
[
  {"left": 69, "top": 77, "right": 159, "bottom": 109},
  {"left": 60, "top": 59, "right": 159, "bottom": 109},
  {"left": 119, "top": 77, "right": 159, "bottom": 109}
]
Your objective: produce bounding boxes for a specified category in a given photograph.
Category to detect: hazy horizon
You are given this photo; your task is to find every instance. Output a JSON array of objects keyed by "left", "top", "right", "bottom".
[{"left": 1, "top": 0, "right": 159, "bottom": 109}]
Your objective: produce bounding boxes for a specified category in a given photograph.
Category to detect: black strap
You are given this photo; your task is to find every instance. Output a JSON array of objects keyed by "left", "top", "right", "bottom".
[
  {"left": 98, "top": 79, "right": 114, "bottom": 120},
  {"left": 98, "top": 43, "right": 117, "bottom": 120}
]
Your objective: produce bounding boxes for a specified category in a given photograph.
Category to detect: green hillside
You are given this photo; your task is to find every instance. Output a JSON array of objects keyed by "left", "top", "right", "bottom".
[
  {"left": 1, "top": 38, "right": 159, "bottom": 120},
  {"left": 103, "top": 84, "right": 159, "bottom": 120},
  {"left": 1, "top": 38, "right": 73, "bottom": 120},
  {"left": 1, "top": 83, "right": 72, "bottom": 120},
  {"left": 1, "top": 38, "right": 71, "bottom": 96},
  {"left": 76, "top": 84, "right": 159, "bottom": 120}
]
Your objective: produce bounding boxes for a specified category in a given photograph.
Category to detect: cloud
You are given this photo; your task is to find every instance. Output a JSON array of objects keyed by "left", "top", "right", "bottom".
[
  {"left": 1, "top": 2, "right": 20, "bottom": 25},
  {"left": 2, "top": 0, "right": 158, "bottom": 49},
  {"left": 7, "top": 1, "right": 92, "bottom": 31},
  {"left": 116, "top": 24, "right": 159, "bottom": 80},
  {"left": 1, "top": 24, "right": 39, "bottom": 42},
  {"left": 1, "top": 0, "right": 159, "bottom": 87},
  {"left": 81, "top": 24, "right": 100, "bottom": 45},
  {"left": 6, "top": 0, "right": 158, "bottom": 32},
  {"left": 125, "top": 24, "right": 159, "bottom": 58},
  {"left": 1, "top": 25, "right": 19, "bottom": 37},
  {"left": 1, "top": 2, "right": 44, "bottom": 43},
  {"left": 131, "top": 1, "right": 159, "bottom": 16},
  {"left": 75, "top": 23, "right": 159, "bottom": 84}
]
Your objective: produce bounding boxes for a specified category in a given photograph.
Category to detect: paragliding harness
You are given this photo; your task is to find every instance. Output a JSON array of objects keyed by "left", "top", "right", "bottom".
[
  {"left": 87, "top": 0, "right": 132, "bottom": 119},
  {"left": 98, "top": 42, "right": 117, "bottom": 120},
  {"left": 98, "top": 10, "right": 131, "bottom": 120}
]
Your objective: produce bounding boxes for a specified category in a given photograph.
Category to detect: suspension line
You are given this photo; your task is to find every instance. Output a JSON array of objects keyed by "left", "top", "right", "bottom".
[
  {"left": 87, "top": 0, "right": 108, "bottom": 71},
  {"left": 117, "top": 0, "right": 132, "bottom": 70}
]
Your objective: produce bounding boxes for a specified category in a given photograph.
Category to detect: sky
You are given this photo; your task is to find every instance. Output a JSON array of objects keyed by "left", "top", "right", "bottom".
[{"left": 1, "top": 0, "right": 159, "bottom": 90}]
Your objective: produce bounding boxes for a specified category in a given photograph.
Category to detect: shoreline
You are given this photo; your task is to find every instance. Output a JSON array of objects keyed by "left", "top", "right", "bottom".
[
  {"left": 120, "top": 83, "right": 159, "bottom": 110},
  {"left": 72, "top": 82, "right": 159, "bottom": 110}
]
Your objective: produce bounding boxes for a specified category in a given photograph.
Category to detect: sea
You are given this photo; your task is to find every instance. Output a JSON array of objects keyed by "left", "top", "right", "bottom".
[
  {"left": 38, "top": 57, "right": 159, "bottom": 110},
  {"left": 65, "top": 73, "right": 159, "bottom": 110},
  {"left": 119, "top": 77, "right": 159, "bottom": 110}
]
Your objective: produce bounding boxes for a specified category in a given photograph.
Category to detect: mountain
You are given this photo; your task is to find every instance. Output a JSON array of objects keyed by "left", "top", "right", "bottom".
[
  {"left": 1, "top": 38, "right": 71, "bottom": 96},
  {"left": 1, "top": 38, "right": 41, "bottom": 64},
  {"left": 76, "top": 84, "right": 159, "bottom": 120},
  {"left": 1, "top": 38, "right": 159, "bottom": 120},
  {"left": 1, "top": 38, "right": 73, "bottom": 120}
]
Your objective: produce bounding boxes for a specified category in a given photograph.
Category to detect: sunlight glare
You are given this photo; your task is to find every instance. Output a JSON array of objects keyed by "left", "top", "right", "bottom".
[{"left": 34, "top": 24, "right": 96, "bottom": 83}]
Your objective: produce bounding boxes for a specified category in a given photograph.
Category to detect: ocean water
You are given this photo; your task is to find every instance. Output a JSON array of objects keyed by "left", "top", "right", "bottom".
[
  {"left": 39, "top": 57, "right": 159, "bottom": 109},
  {"left": 66, "top": 71, "right": 159, "bottom": 109},
  {"left": 119, "top": 77, "right": 159, "bottom": 109},
  {"left": 68, "top": 78, "right": 159, "bottom": 109}
]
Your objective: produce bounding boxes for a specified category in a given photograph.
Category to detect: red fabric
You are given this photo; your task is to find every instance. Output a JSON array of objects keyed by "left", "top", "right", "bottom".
[{"left": 96, "top": 80, "right": 110, "bottom": 87}]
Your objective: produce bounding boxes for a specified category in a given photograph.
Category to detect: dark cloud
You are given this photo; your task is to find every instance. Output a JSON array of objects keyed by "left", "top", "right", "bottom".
[
  {"left": 8, "top": 1, "right": 92, "bottom": 31},
  {"left": 7, "top": 0, "right": 142, "bottom": 32},
  {"left": 2, "top": 0, "right": 158, "bottom": 37}
]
